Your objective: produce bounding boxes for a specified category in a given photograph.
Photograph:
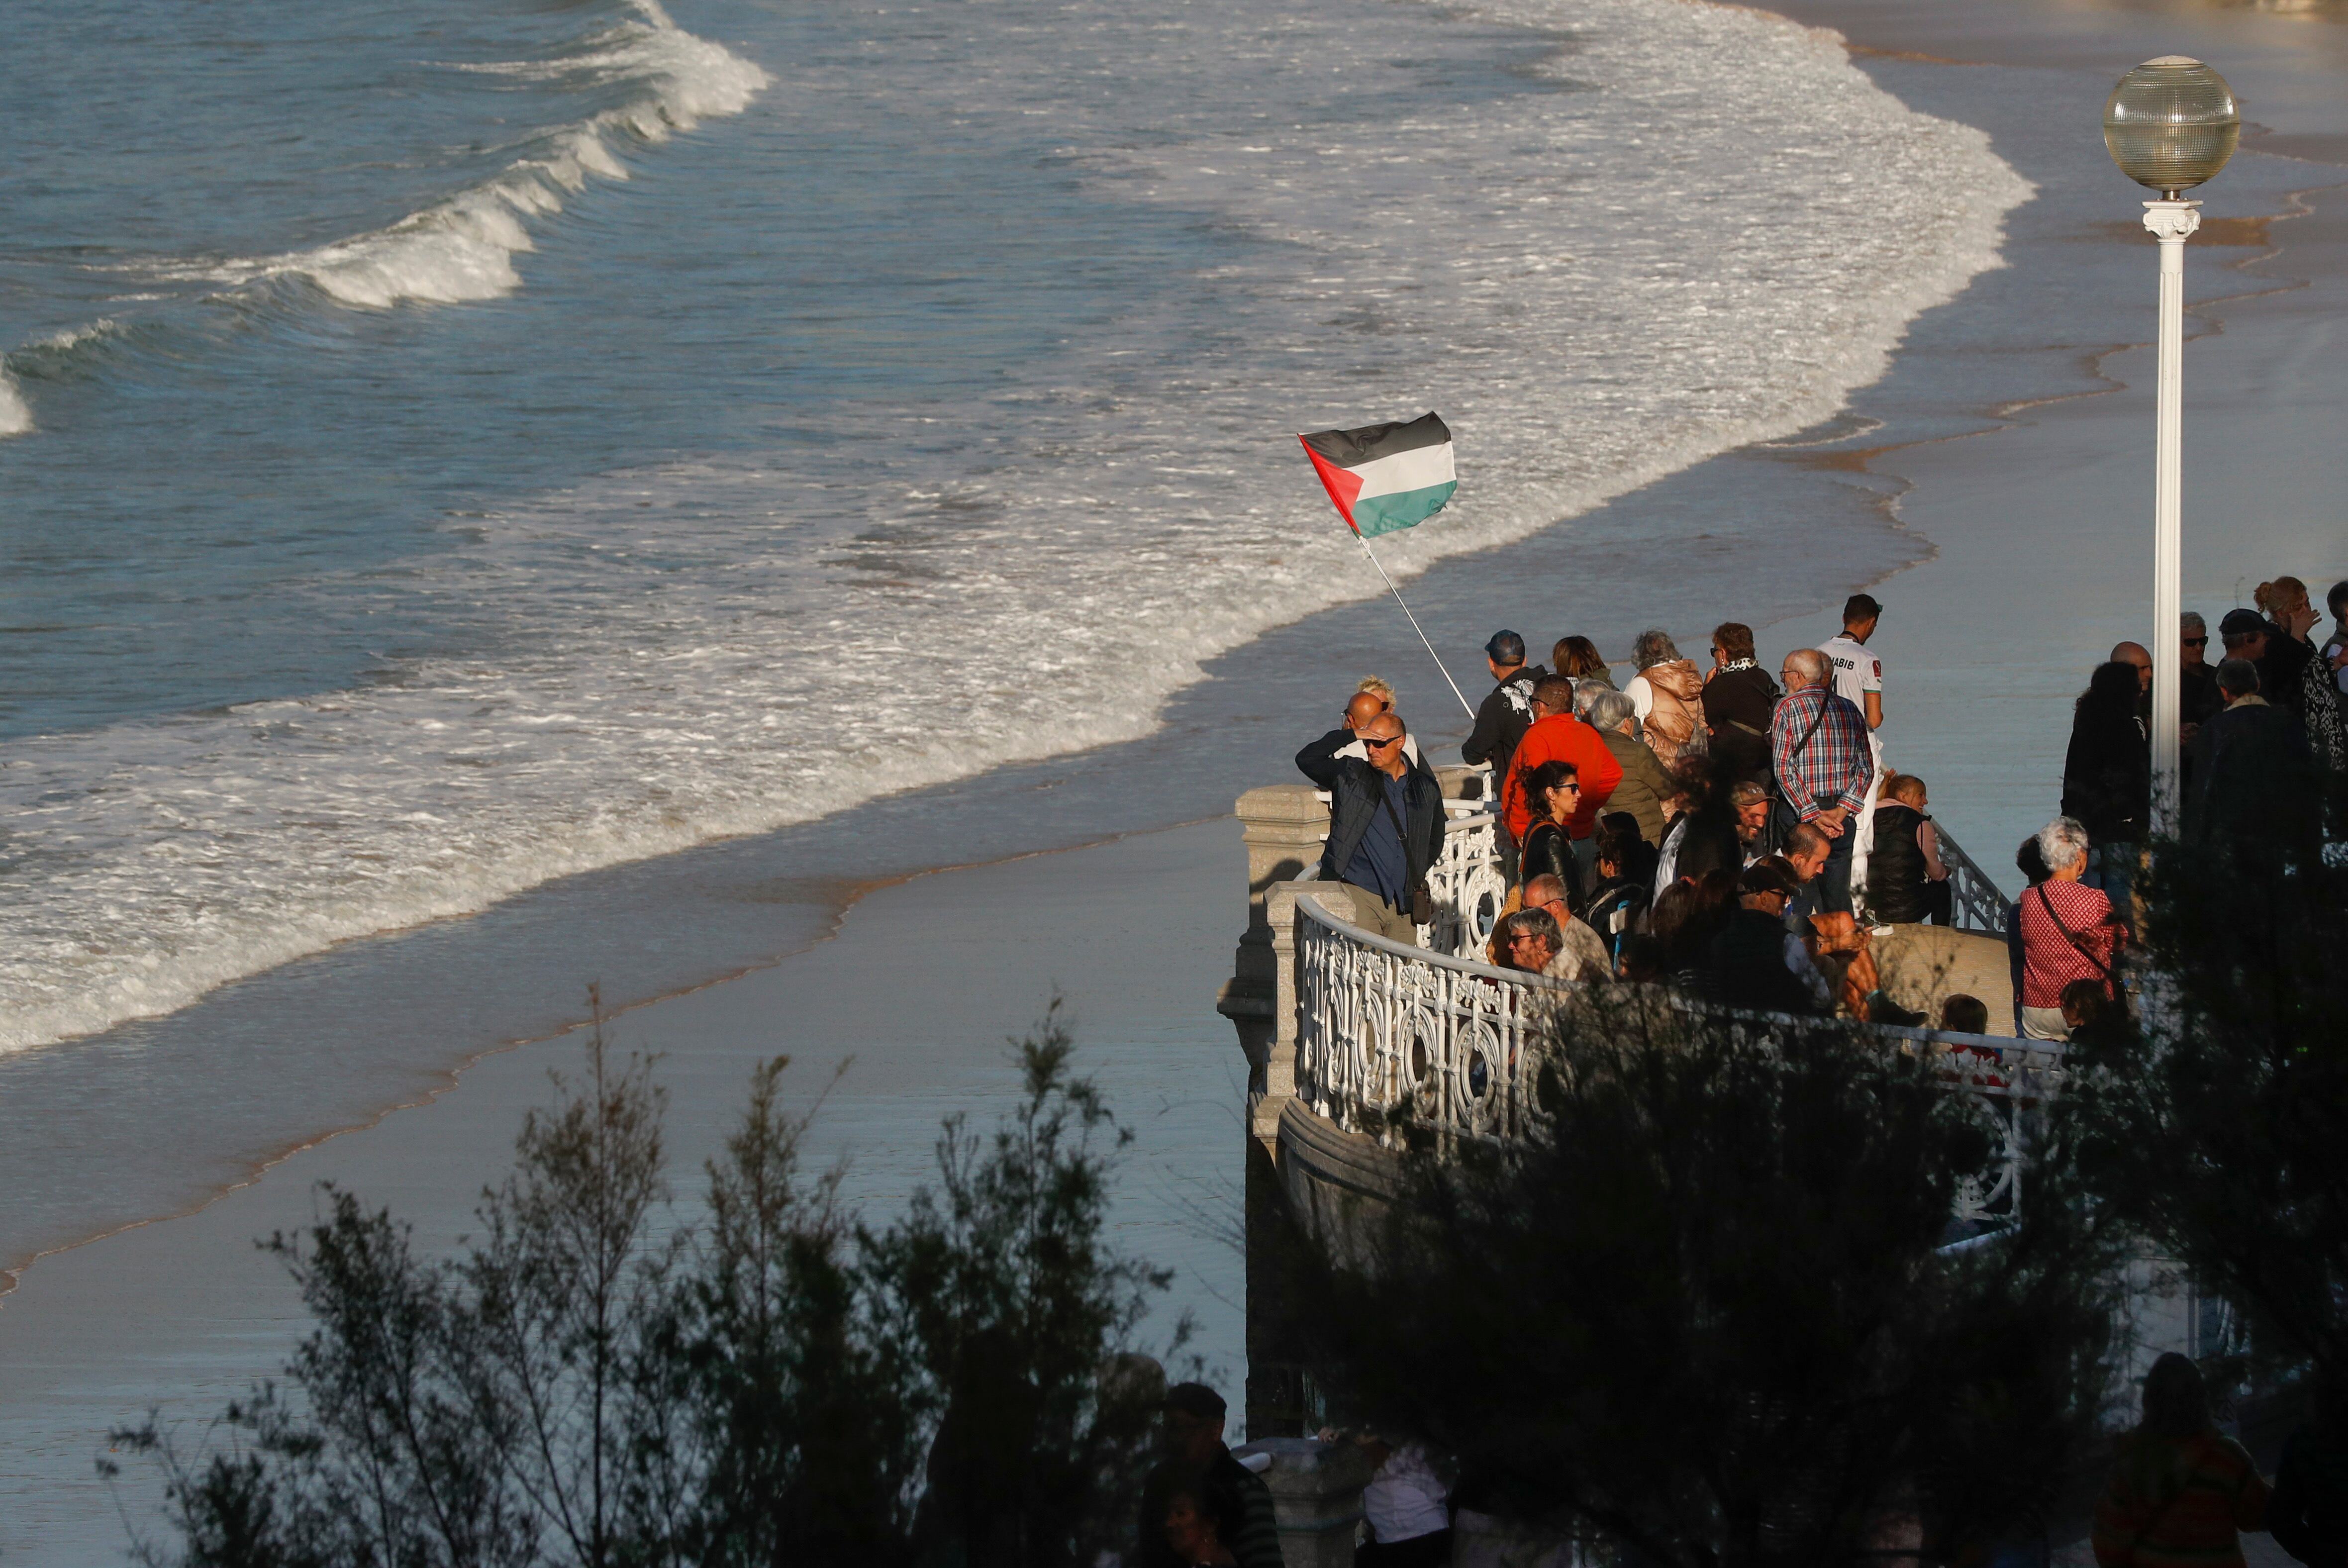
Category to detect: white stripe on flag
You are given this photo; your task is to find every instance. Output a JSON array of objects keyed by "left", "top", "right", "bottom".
[{"left": 1344, "top": 442, "right": 1454, "bottom": 501}]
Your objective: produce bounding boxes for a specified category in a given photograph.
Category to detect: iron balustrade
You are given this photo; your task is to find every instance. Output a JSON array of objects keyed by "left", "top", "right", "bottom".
[
  {"left": 1932, "top": 821, "right": 2011, "bottom": 937},
  {"left": 1288, "top": 895, "right": 2062, "bottom": 1229}
]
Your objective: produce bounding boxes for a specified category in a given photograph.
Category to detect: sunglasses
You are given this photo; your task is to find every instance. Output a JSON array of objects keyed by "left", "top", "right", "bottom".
[
  {"left": 2183, "top": 636, "right": 2208, "bottom": 647},
  {"left": 1363, "top": 734, "right": 1403, "bottom": 749}
]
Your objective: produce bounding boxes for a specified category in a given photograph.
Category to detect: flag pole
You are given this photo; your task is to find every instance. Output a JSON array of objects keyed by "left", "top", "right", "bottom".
[{"left": 1353, "top": 531, "right": 1474, "bottom": 718}]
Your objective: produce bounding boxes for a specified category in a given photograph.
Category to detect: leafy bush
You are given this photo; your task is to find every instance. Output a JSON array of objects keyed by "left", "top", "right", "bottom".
[
  {"left": 1298, "top": 990, "right": 2121, "bottom": 1568},
  {"left": 109, "top": 1000, "right": 1182, "bottom": 1568}
]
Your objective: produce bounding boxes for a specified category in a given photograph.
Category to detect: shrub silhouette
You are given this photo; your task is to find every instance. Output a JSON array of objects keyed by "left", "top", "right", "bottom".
[
  {"left": 109, "top": 998, "right": 1183, "bottom": 1568},
  {"left": 1298, "top": 990, "right": 2120, "bottom": 1568}
]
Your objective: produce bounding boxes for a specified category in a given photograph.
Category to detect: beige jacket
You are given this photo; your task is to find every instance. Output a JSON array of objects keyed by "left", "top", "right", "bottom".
[{"left": 1636, "top": 659, "right": 1708, "bottom": 767}]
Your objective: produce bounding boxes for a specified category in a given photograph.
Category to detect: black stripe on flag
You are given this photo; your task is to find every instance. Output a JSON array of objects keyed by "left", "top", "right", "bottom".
[{"left": 1297, "top": 411, "right": 1452, "bottom": 470}]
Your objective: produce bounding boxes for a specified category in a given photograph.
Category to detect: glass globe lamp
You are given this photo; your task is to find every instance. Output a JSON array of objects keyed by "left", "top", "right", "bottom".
[{"left": 2103, "top": 56, "right": 2239, "bottom": 199}]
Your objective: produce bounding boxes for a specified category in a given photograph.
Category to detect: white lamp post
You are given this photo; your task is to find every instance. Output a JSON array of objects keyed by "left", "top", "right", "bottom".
[{"left": 2103, "top": 56, "right": 2239, "bottom": 834}]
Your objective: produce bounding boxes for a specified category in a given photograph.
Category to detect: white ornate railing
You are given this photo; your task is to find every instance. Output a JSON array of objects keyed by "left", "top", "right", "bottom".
[
  {"left": 1290, "top": 897, "right": 2063, "bottom": 1229},
  {"left": 1303, "top": 788, "right": 1509, "bottom": 960},
  {"left": 1421, "top": 807, "right": 1509, "bottom": 958},
  {"left": 1295, "top": 892, "right": 1561, "bottom": 1147}
]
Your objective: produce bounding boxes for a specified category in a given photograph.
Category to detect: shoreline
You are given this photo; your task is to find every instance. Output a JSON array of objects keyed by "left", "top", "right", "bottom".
[
  {"left": 0, "top": 818, "right": 1253, "bottom": 1565},
  {"left": 0, "top": 811, "right": 1225, "bottom": 1299}
]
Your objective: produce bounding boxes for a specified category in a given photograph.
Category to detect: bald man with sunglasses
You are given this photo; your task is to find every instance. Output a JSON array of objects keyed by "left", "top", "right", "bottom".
[{"left": 1295, "top": 711, "right": 1447, "bottom": 945}]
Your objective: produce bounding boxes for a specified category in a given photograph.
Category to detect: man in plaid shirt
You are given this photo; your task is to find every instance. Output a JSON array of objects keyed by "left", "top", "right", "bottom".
[{"left": 1771, "top": 648, "right": 1874, "bottom": 914}]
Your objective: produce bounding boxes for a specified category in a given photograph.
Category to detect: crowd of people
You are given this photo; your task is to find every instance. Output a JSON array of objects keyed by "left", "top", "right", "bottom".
[
  {"left": 1299, "top": 594, "right": 1950, "bottom": 1024},
  {"left": 1295, "top": 576, "right": 2348, "bottom": 1044}
]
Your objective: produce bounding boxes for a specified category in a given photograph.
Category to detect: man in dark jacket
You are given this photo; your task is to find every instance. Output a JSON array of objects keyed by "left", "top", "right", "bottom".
[
  {"left": 2186, "top": 658, "right": 2317, "bottom": 846},
  {"left": 1296, "top": 711, "right": 1446, "bottom": 945},
  {"left": 1138, "top": 1383, "right": 1285, "bottom": 1568},
  {"left": 1707, "top": 860, "right": 1827, "bottom": 1015},
  {"left": 1461, "top": 629, "right": 1544, "bottom": 784}
]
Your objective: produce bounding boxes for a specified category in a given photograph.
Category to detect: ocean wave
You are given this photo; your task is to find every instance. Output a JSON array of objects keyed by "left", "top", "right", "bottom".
[
  {"left": 64, "top": 1, "right": 766, "bottom": 322},
  {"left": 0, "top": 0, "right": 2033, "bottom": 1053},
  {"left": 218, "top": 2, "right": 767, "bottom": 308}
]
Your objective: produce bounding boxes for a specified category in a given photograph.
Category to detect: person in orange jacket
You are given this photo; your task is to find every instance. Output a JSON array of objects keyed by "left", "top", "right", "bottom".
[{"left": 1501, "top": 675, "right": 1623, "bottom": 847}]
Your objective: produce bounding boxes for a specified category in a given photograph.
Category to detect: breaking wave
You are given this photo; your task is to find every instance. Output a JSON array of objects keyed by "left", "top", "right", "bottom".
[
  {"left": 0, "top": 369, "right": 29, "bottom": 438},
  {"left": 188, "top": 1, "right": 769, "bottom": 308}
]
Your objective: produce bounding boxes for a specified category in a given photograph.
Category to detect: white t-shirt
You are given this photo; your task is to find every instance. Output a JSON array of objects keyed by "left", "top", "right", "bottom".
[
  {"left": 1362, "top": 1443, "right": 1451, "bottom": 1545},
  {"left": 1654, "top": 814, "right": 1688, "bottom": 894},
  {"left": 1819, "top": 632, "right": 1882, "bottom": 714}
]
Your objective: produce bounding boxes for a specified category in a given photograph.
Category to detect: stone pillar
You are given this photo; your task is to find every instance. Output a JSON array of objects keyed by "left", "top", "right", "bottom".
[
  {"left": 1231, "top": 1438, "right": 1373, "bottom": 1568},
  {"left": 1257, "top": 880, "right": 1354, "bottom": 1149},
  {"left": 1217, "top": 785, "right": 1333, "bottom": 1095},
  {"left": 1245, "top": 878, "right": 1353, "bottom": 1440}
]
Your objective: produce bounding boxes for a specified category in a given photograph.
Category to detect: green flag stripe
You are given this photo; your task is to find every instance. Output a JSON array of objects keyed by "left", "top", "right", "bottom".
[{"left": 1352, "top": 481, "right": 1457, "bottom": 538}]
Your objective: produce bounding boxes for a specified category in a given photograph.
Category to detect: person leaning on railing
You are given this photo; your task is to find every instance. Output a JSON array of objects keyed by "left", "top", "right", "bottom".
[
  {"left": 1494, "top": 905, "right": 1607, "bottom": 984},
  {"left": 1294, "top": 710, "right": 1446, "bottom": 948}
]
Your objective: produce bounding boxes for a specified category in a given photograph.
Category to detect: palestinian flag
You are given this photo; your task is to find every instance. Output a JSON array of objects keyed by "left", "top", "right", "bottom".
[{"left": 1298, "top": 412, "right": 1457, "bottom": 538}]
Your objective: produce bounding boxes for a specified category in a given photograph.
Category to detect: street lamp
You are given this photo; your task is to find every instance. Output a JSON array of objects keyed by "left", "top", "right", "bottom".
[{"left": 2103, "top": 56, "right": 2239, "bottom": 833}]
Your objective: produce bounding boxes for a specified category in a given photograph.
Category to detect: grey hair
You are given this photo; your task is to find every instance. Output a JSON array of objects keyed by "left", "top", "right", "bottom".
[
  {"left": 1587, "top": 688, "right": 1638, "bottom": 732},
  {"left": 1571, "top": 678, "right": 1611, "bottom": 721},
  {"left": 1499, "top": 906, "right": 1561, "bottom": 944},
  {"left": 1783, "top": 648, "right": 1828, "bottom": 686},
  {"left": 1631, "top": 628, "right": 1681, "bottom": 671},
  {"left": 2180, "top": 610, "right": 2206, "bottom": 633},
  {"left": 2036, "top": 816, "right": 2090, "bottom": 875}
]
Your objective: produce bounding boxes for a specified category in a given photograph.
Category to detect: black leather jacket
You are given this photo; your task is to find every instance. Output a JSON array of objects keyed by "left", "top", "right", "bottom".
[
  {"left": 1518, "top": 819, "right": 1584, "bottom": 908},
  {"left": 1295, "top": 732, "right": 1447, "bottom": 893}
]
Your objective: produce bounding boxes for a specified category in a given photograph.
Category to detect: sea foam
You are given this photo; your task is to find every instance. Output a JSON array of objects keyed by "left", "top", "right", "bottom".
[
  {"left": 0, "top": 369, "right": 29, "bottom": 439},
  {"left": 0, "top": 0, "right": 2034, "bottom": 1053}
]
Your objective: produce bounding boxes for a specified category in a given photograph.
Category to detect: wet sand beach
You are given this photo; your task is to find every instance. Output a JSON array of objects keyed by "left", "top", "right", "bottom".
[{"left": 2, "top": 0, "right": 2346, "bottom": 1558}]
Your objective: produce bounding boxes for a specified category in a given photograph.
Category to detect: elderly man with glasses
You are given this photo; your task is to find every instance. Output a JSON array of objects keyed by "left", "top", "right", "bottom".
[
  {"left": 1770, "top": 649, "right": 1874, "bottom": 916},
  {"left": 1295, "top": 710, "right": 1448, "bottom": 946}
]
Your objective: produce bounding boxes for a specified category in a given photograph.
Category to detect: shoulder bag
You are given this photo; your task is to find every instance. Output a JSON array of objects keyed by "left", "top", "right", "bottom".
[
  {"left": 2033, "top": 883, "right": 2117, "bottom": 990},
  {"left": 1765, "top": 693, "right": 1833, "bottom": 850}
]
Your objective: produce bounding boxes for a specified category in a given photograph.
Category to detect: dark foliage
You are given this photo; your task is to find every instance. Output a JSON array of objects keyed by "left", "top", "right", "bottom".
[
  {"left": 108, "top": 998, "right": 1179, "bottom": 1568},
  {"left": 1301, "top": 990, "right": 2120, "bottom": 1568},
  {"left": 2060, "top": 778, "right": 2348, "bottom": 1387}
]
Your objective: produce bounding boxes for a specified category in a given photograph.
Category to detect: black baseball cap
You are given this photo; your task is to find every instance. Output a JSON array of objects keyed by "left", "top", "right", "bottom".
[
  {"left": 2219, "top": 607, "right": 2268, "bottom": 639},
  {"left": 1484, "top": 630, "right": 1526, "bottom": 664},
  {"left": 1163, "top": 1382, "right": 1227, "bottom": 1420}
]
